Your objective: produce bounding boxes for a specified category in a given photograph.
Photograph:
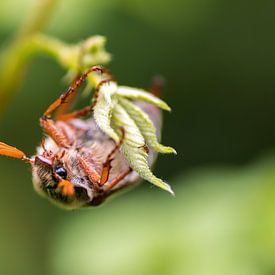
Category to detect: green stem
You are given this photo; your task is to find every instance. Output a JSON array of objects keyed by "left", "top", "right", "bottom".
[
  {"left": 16, "top": 0, "right": 58, "bottom": 39},
  {"left": 0, "top": 0, "right": 58, "bottom": 118}
]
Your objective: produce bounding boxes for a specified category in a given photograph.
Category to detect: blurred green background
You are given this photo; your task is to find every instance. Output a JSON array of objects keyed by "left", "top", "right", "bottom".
[{"left": 0, "top": 0, "right": 275, "bottom": 274}]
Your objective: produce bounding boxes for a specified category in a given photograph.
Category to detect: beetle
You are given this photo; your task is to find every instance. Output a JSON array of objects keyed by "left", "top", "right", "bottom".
[{"left": 0, "top": 66, "right": 164, "bottom": 209}]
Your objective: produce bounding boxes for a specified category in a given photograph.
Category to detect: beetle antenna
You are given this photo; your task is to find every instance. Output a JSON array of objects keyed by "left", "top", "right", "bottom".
[{"left": 0, "top": 142, "right": 33, "bottom": 164}]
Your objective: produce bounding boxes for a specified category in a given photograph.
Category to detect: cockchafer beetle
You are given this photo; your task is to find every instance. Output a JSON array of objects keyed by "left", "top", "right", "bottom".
[{"left": 0, "top": 66, "right": 173, "bottom": 209}]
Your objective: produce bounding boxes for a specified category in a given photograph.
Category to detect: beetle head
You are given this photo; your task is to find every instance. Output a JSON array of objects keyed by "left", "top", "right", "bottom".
[
  {"left": 32, "top": 146, "right": 94, "bottom": 209},
  {"left": 0, "top": 141, "right": 93, "bottom": 209}
]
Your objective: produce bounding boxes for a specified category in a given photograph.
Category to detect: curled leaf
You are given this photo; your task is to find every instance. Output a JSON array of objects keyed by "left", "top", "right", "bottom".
[
  {"left": 117, "top": 86, "right": 171, "bottom": 111},
  {"left": 93, "top": 82, "right": 119, "bottom": 142},
  {"left": 111, "top": 102, "right": 145, "bottom": 147},
  {"left": 111, "top": 103, "right": 174, "bottom": 195},
  {"left": 118, "top": 97, "right": 176, "bottom": 154}
]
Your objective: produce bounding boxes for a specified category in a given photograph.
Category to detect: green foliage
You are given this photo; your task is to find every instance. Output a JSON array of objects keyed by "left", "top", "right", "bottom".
[
  {"left": 93, "top": 80, "right": 176, "bottom": 194},
  {"left": 118, "top": 97, "right": 176, "bottom": 154},
  {"left": 116, "top": 86, "right": 171, "bottom": 111}
]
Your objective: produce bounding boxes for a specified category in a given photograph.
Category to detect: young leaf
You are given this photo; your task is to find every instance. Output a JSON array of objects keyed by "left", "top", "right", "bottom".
[
  {"left": 111, "top": 103, "right": 174, "bottom": 195},
  {"left": 116, "top": 86, "right": 171, "bottom": 111},
  {"left": 93, "top": 82, "right": 119, "bottom": 142},
  {"left": 118, "top": 97, "right": 176, "bottom": 154}
]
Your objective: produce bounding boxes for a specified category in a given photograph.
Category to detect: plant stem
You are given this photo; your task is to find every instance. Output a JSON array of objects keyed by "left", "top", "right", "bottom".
[{"left": 0, "top": 0, "right": 58, "bottom": 118}]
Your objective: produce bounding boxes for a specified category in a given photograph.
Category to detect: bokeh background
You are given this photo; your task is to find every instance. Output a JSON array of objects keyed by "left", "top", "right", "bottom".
[{"left": 1, "top": 0, "right": 275, "bottom": 274}]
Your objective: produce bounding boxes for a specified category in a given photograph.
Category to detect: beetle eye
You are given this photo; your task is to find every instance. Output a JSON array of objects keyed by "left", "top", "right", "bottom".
[{"left": 55, "top": 166, "right": 67, "bottom": 179}]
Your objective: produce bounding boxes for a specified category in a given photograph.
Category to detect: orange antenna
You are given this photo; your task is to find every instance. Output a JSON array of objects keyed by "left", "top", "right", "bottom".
[{"left": 0, "top": 142, "right": 33, "bottom": 164}]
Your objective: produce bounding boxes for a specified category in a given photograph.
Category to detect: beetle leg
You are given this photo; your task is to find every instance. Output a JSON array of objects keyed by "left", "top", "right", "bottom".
[
  {"left": 56, "top": 105, "right": 93, "bottom": 121},
  {"left": 90, "top": 79, "right": 112, "bottom": 109},
  {"left": 57, "top": 79, "right": 113, "bottom": 121},
  {"left": 77, "top": 155, "right": 101, "bottom": 190},
  {"left": 99, "top": 128, "right": 125, "bottom": 185},
  {"left": 54, "top": 44, "right": 91, "bottom": 118},
  {"left": 54, "top": 73, "right": 81, "bottom": 119},
  {"left": 40, "top": 66, "right": 113, "bottom": 147},
  {"left": 43, "top": 66, "right": 104, "bottom": 118},
  {"left": 40, "top": 117, "right": 73, "bottom": 148},
  {"left": 103, "top": 168, "right": 132, "bottom": 192}
]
